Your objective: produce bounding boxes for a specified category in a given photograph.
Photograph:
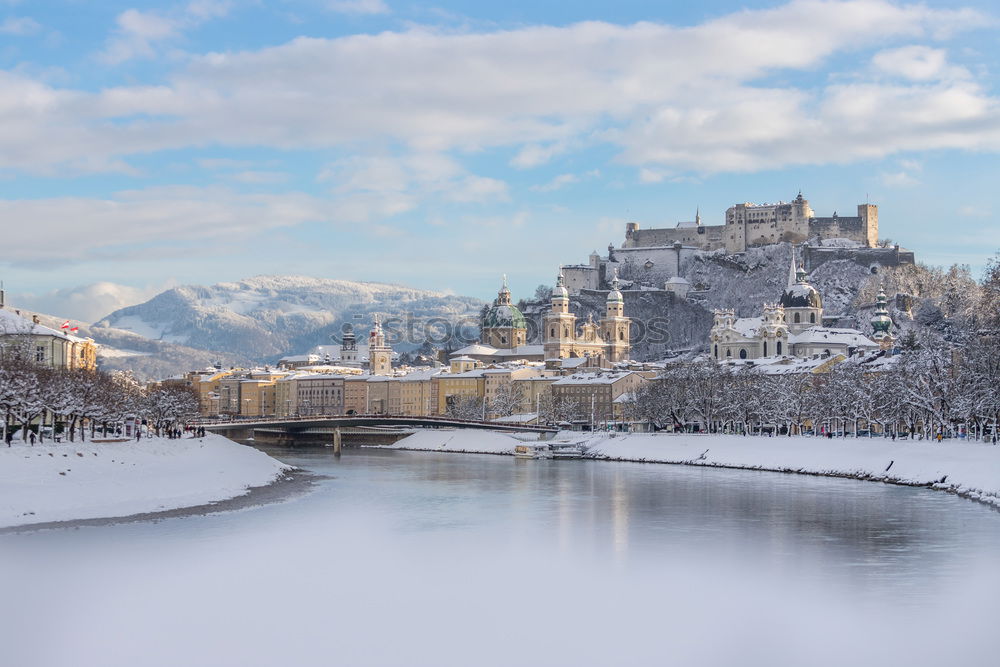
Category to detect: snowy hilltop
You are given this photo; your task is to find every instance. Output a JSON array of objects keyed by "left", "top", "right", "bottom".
[{"left": 89, "top": 275, "right": 484, "bottom": 377}]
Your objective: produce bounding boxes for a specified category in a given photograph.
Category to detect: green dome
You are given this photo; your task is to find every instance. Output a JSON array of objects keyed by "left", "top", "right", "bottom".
[{"left": 483, "top": 303, "right": 527, "bottom": 329}]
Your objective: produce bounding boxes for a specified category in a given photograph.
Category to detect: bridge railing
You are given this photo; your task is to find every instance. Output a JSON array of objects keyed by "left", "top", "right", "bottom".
[{"left": 196, "top": 413, "right": 554, "bottom": 430}]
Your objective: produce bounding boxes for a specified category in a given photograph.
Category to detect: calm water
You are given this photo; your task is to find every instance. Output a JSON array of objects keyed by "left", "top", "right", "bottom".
[{"left": 3, "top": 445, "right": 999, "bottom": 666}]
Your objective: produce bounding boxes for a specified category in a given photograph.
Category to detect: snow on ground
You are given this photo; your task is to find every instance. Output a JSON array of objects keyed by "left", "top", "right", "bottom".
[
  {"left": 392, "top": 430, "right": 1000, "bottom": 507},
  {"left": 0, "top": 433, "right": 291, "bottom": 529},
  {"left": 388, "top": 429, "right": 519, "bottom": 454}
]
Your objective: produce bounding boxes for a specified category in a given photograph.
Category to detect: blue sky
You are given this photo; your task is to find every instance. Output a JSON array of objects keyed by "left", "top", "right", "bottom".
[{"left": 2, "top": 0, "right": 999, "bottom": 321}]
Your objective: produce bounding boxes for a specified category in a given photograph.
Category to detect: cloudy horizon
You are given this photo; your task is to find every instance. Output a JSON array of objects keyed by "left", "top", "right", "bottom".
[{"left": 2, "top": 0, "right": 999, "bottom": 320}]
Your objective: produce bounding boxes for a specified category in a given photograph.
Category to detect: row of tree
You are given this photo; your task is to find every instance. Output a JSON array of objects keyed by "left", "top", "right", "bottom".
[
  {"left": 629, "top": 332, "right": 1000, "bottom": 439},
  {"left": 0, "top": 351, "right": 198, "bottom": 445}
]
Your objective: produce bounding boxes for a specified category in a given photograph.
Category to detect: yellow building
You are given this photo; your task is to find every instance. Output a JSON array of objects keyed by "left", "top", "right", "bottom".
[
  {"left": 398, "top": 368, "right": 440, "bottom": 416},
  {"left": 0, "top": 308, "right": 98, "bottom": 371},
  {"left": 433, "top": 369, "right": 487, "bottom": 416},
  {"left": 550, "top": 371, "right": 647, "bottom": 424}
]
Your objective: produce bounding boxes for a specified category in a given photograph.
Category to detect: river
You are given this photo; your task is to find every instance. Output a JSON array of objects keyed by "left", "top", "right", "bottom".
[{"left": 2, "top": 445, "right": 999, "bottom": 666}]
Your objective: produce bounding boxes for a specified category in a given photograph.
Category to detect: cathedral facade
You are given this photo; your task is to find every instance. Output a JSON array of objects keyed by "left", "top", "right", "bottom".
[{"left": 543, "top": 269, "right": 631, "bottom": 364}]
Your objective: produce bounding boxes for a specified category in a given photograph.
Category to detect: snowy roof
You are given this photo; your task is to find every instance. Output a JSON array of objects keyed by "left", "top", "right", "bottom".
[
  {"left": 665, "top": 276, "right": 690, "bottom": 285},
  {"left": 733, "top": 317, "right": 763, "bottom": 338},
  {"left": 560, "top": 357, "right": 590, "bottom": 369},
  {"left": 451, "top": 355, "right": 477, "bottom": 362},
  {"left": 492, "top": 413, "right": 538, "bottom": 423},
  {"left": 0, "top": 308, "right": 79, "bottom": 341},
  {"left": 789, "top": 327, "right": 878, "bottom": 348},
  {"left": 553, "top": 371, "right": 638, "bottom": 385},
  {"left": 451, "top": 344, "right": 498, "bottom": 357}
]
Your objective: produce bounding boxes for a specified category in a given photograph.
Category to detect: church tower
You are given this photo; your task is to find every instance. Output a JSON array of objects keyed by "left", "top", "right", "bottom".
[
  {"left": 600, "top": 267, "right": 631, "bottom": 363},
  {"left": 339, "top": 323, "right": 359, "bottom": 367},
  {"left": 780, "top": 250, "right": 823, "bottom": 334},
  {"left": 368, "top": 314, "right": 393, "bottom": 376},
  {"left": 870, "top": 287, "right": 895, "bottom": 350},
  {"left": 543, "top": 268, "right": 577, "bottom": 360}
]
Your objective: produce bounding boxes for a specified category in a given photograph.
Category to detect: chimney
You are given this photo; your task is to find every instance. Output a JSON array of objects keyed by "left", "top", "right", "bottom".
[{"left": 32, "top": 315, "right": 40, "bottom": 324}]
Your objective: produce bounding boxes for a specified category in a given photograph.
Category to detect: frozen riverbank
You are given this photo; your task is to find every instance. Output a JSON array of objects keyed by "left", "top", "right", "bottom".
[
  {"left": 390, "top": 430, "right": 1000, "bottom": 508},
  {"left": 0, "top": 433, "right": 291, "bottom": 529}
]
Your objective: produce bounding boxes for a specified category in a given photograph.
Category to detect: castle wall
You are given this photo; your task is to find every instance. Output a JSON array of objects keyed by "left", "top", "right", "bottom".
[
  {"left": 562, "top": 265, "right": 600, "bottom": 293},
  {"left": 803, "top": 245, "right": 914, "bottom": 272},
  {"left": 624, "top": 224, "right": 724, "bottom": 250},
  {"left": 613, "top": 245, "right": 699, "bottom": 287}
]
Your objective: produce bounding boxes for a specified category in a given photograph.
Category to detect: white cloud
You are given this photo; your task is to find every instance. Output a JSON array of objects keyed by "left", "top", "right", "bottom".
[
  {"left": 320, "top": 153, "right": 508, "bottom": 222},
  {"left": 638, "top": 168, "right": 666, "bottom": 184},
  {"left": 0, "top": 16, "right": 40, "bottom": 35},
  {"left": 226, "top": 170, "right": 291, "bottom": 184},
  {"left": 0, "top": 0, "right": 994, "bottom": 179},
  {"left": 872, "top": 45, "right": 969, "bottom": 81},
  {"left": 0, "top": 186, "right": 329, "bottom": 263},
  {"left": 328, "top": 0, "right": 389, "bottom": 15},
  {"left": 531, "top": 173, "right": 579, "bottom": 192},
  {"left": 880, "top": 170, "right": 920, "bottom": 187},
  {"left": 958, "top": 204, "right": 990, "bottom": 218},
  {"left": 100, "top": 2, "right": 232, "bottom": 64},
  {"left": 8, "top": 281, "right": 177, "bottom": 323}
]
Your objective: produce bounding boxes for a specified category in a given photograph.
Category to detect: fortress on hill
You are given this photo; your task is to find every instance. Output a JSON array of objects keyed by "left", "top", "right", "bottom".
[
  {"left": 561, "top": 192, "right": 913, "bottom": 295},
  {"left": 623, "top": 192, "right": 878, "bottom": 253}
]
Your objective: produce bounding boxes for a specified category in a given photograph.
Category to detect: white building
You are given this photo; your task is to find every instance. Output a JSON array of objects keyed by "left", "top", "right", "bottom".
[{"left": 710, "top": 252, "right": 892, "bottom": 361}]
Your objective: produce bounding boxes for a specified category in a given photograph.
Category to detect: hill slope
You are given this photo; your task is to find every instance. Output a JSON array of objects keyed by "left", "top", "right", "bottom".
[{"left": 93, "top": 275, "right": 485, "bottom": 364}]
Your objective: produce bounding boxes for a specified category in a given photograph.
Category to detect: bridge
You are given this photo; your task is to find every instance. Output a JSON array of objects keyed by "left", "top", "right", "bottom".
[
  {"left": 201, "top": 414, "right": 555, "bottom": 449},
  {"left": 202, "top": 414, "right": 554, "bottom": 433}
]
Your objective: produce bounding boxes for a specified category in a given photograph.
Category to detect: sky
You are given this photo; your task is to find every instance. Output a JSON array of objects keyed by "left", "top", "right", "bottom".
[{"left": 1, "top": 0, "right": 999, "bottom": 322}]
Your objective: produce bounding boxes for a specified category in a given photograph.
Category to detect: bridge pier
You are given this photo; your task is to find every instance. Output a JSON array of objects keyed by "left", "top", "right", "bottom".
[{"left": 333, "top": 427, "right": 342, "bottom": 456}]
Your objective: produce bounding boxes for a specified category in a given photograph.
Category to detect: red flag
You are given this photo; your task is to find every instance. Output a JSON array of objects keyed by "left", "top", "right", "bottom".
[
  {"left": 70, "top": 326, "right": 79, "bottom": 333},
  {"left": 61, "top": 320, "right": 70, "bottom": 329}
]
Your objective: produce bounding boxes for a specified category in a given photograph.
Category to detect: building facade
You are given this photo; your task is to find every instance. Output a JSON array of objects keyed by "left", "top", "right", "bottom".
[
  {"left": 542, "top": 269, "right": 631, "bottom": 364},
  {"left": 710, "top": 254, "right": 892, "bottom": 361}
]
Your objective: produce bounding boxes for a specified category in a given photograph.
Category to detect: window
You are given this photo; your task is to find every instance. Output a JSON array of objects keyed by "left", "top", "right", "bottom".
[
  {"left": 739, "top": 349, "right": 748, "bottom": 359},
  {"left": 35, "top": 346, "right": 45, "bottom": 363},
  {"left": 550, "top": 327, "right": 556, "bottom": 338},
  {"left": 794, "top": 313, "right": 801, "bottom": 323},
  {"left": 776, "top": 341, "right": 782, "bottom": 355},
  {"left": 714, "top": 344, "right": 718, "bottom": 358},
  {"left": 763, "top": 342, "right": 768, "bottom": 356},
  {"left": 810, "top": 313, "right": 816, "bottom": 324}
]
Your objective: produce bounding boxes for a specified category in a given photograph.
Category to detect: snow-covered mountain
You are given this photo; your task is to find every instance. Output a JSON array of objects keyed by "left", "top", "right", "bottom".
[{"left": 91, "top": 275, "right": 485, "bottom": 374}]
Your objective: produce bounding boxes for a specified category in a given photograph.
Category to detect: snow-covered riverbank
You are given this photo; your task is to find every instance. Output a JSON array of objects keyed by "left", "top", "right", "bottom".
[
  {"left": 0, "top": 434, "right": 291, "bottom": 529},
  {"left": 390, "top": 430, "right": 1000, "bottom": 508}
]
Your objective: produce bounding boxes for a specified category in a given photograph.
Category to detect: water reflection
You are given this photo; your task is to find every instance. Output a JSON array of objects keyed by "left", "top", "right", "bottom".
[{"left": 2, "top": 445, "right": 998, "bottom": 667}]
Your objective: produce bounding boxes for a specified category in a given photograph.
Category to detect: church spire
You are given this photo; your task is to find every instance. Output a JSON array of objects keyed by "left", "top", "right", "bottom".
[{"left": 787, "top": 246, "right": 798, "bottom": 288}]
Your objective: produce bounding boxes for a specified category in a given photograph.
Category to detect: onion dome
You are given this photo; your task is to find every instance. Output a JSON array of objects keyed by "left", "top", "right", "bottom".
[
  {"left": 871, "top": 288, "right": 893, "bottom": 337},
  {"left": 780, "top": 264, "right": 822, "bottom": 309},
  {"left": 553, "top": 268, "right": 569, "bottom": 300},
  {"left": 607, "top": 267, "right": 623, "bottom": 303},
  {"left": 483, "top": 275, "right": 527, "bottom": 329}
]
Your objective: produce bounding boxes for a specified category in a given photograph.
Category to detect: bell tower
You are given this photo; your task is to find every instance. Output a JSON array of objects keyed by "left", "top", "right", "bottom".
[
  {"left": 543, "top": 268, "right": 577, "bottom": 360},
  {"left": 368, "top": 314, "right": 393, "bottom": 376},
  {"left": 600, "top": 267, "right": 631, "bottom": 363}
]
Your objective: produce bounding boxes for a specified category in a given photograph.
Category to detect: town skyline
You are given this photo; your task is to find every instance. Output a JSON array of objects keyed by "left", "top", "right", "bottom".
[{"left": 2, "top": 0, "right": 1000, "bottom": 320}]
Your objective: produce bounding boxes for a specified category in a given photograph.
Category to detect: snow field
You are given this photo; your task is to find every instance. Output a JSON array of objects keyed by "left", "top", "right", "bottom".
[
  {"left": 392, "top": 430, "right": 1000, "bottom": 507},
  {"left": 0, "top": 433, "right": 291, "bottom": 528}
]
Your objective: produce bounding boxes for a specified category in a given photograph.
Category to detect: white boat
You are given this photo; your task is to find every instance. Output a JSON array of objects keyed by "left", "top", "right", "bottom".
[
  {"left": 513, "top": 443, "right": 584, "bottom": 460},
  {"left": 514, "top": 443, "right": 552, "bottom": 459}
]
